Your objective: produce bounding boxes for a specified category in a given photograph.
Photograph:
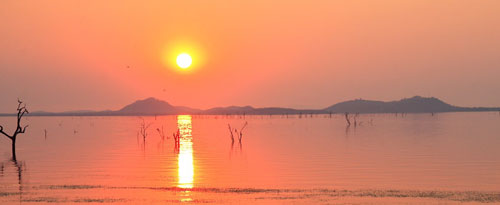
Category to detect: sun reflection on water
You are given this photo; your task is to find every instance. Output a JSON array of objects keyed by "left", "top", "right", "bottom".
[{"left": 177, "top": 115, "right": 194, "bottom": 189}]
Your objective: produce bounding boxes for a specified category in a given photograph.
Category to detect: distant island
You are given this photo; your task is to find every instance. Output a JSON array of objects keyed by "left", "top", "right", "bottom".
[{"left": 1, "top": 96, "right": 499, "bottom": 116}]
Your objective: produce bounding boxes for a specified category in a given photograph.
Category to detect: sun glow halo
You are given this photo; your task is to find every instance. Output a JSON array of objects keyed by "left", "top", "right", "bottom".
[{"left": 176, "top": 53, "right": 192, "bottom": 69}]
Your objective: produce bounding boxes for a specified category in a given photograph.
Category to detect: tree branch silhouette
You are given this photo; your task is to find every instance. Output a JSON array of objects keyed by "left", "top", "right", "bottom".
[{"left": 0, "top": 99, "right": 29, "bottom": 161}]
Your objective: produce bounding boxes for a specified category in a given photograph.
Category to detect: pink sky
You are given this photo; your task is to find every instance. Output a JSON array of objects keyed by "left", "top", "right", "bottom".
[{"left": 1, "top": 0, "right": 500, "bottom": 112}]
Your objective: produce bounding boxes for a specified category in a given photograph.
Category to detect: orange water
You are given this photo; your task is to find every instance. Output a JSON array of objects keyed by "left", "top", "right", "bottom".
[{"left": 1, "top": 113, "right": 499, "bottom": 203}]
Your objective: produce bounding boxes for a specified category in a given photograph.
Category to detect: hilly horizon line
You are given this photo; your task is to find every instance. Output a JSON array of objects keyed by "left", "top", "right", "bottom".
[{"left": 2, "top": 95, "right": 499, "bottom": 116}]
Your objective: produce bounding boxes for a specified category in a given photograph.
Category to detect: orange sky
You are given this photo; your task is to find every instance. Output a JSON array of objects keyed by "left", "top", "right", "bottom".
[{"left": 1, "top": 0, "right": 500, "bottom": 112}]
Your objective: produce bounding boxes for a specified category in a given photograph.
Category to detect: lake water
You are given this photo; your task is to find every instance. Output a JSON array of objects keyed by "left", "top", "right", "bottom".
[{"left": 1, "top": 112, "right": 500, "bottom": 204}]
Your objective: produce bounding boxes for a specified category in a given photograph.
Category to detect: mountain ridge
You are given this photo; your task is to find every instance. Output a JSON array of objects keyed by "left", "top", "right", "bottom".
[
  {"left": 324, "top": 96, "right": 462, "bottom": 113},
  {"left": 4, "top": 96, "right": 499, "bottom": 116}
]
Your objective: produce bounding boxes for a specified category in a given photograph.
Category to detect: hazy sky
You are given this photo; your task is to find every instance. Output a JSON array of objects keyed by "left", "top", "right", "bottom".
[{"left": 1, "top": 0, "right": 500, "bottom": 112}]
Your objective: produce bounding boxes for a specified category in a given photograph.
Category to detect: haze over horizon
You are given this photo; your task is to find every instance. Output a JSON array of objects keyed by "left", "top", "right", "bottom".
[{"left": 1, "top": 1, "right": 500, "bottom": 112}]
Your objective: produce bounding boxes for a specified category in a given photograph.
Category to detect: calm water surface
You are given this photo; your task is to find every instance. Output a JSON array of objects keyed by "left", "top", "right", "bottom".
[{"left": 1, "top": 113, "right": 500, "bottom": 204}]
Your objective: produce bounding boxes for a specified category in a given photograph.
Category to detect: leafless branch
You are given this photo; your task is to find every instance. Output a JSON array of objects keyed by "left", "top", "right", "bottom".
[
  {"left": 228, "top": 124, "right": 234, "bottom": 143},
  {"left": 240, "top": 121, "right": 248, "bottom": 133},
  {"left": 139, "top": 118, "right": 152, "bottom": 140},
  {"left": 228, "top": 122, "right": 248, "bottom": 143},
  {"left": 238, "top": 121, "right": 248, "bottom": 142},
  {"left": 1, "top": 99, "right": 29, "bottom": 161},
  {"left": 0, "top": 126, "right": 13, "bottom": 140},
  {"left": 20, "top": 125, "right": 29, "bottom": 133},
  {"left": 344, "top": 112, "right": 351, "bottom": 126},
  {"left": 172, "top": 129, "right": 180, "bottom": 149}
]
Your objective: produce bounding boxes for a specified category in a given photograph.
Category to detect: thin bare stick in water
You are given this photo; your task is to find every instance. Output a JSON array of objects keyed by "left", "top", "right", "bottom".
[
  {"left": 228, "top": 124, "right": 235, "bottom": 143},
  {"left": 353, "top": 113, "right": 359, "bottom": 127},
  {"left": 0, "top": 99, "right": 29, "bottom": 161},
  {"left": 157, "top": 126, "right": 166, "bottom": 148},
  {"left": 238, "top": 121, "right": 248, "bottom": 142},
  {"left": 172, "top": 129, "right": 180, "bottom": 151},
  {"left": 344, "top": 112, "right": 351, "bottom": 126},
  {"left": 157, "top": 126, "right": 166, "bottom": 141},
  {"left": 139, "top": 118, "right": 152, "bottom": 147}
]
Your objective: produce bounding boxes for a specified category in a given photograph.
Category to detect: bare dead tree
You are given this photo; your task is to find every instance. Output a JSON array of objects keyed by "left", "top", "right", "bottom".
[
  {"left": 353, "top": 113, "right": 359, "bottom": 127},
  {"left": 173, "top": 130, "right": 179, "bottom": 143},
  {"left": 139, "top": 118, "right": 152, "bottom": 147},
  {"left": 0, "top": 100, "right": 29, "bottom": 161},
  {"left": 156, "top": 126, "right": 166, "bottom": 149},
  {"left": 157, "top": 126, "right": 166, "bottom": 141},
  {"left": 237, "top": 121, "right": 248, "bottom": 143},
  {"left": 172, "top": 129, "right": 180, "bottom": 151},
  {"left": 228, "top": 124, "right": 235, "bottom": 143},
  {"left": 228, "top": 122, "right": 248, "bottom": 143},
  {"left": 344, "top": 112, "right": 351, "bottom": 126}
]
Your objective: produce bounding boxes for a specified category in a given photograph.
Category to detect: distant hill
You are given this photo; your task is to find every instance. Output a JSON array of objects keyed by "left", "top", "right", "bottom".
[
  {"left": 116, "top": 97, "right": 201, "bottom": 115},
  {"left": 203, "top": 106, "right": 319, "bottom": 115},
  {"left": 204, "top": 106, "right": 256, "bottom": 115},
  {"left": 4, "top": 96, "right": 498, "bottom": 116},
  {"left": 325, "top": 96, "right": 466, "bottom": 113},
  {"left": 118, "top": 97, "right": 175, "bottom": 114},
  {"left": 115, "top": 98, "right": 315, "bottom": 115}
]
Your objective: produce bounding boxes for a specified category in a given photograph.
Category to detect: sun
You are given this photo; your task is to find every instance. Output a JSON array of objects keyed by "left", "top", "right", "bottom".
[{"left": 176, "top": 53, "right": 192, "bottom": 69}]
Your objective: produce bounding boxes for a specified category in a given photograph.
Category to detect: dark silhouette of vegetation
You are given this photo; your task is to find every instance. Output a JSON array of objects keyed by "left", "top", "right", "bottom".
[
  {"left": 228, "top": 122, "right": 247, "bottom": 155},
  {"left": 0, "top": 100, "right": 29, "bottom": 161},
  {"left": 237, "top": 122, "right": 248, "bottom": 143},
  {"left": 353, "top": 113, "right": 359, "bottom": 127},
  {"left": 138, "top": 118, "right": 152, "bottom": 148},
  {"left": 156, "top": 126, "right": 167, "bottom": 150},
  {"left": 228, "top": 124, "right": 235, "bottom": 143},
  {"left": 344, "top": 112, "right": 351, "bottom": 126},
  {"left": 156, "top": 126, "right": 166, "bottom": 140},
  {"left": 228, "top": 122, "right": 248, "bottom": 144},
  {"left": 172, "top": 129, "right": 180, "bottom": 152}
]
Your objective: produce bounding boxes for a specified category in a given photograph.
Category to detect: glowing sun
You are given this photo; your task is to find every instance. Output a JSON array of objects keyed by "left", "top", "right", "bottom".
[{"left": 176, "top": 53, "right": 192, "bottom": 69}]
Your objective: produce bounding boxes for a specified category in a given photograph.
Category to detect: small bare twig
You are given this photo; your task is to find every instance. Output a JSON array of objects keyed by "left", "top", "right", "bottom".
[
  {"left": 238, "top": 121, "right": 248, "bottom": 142},
  {"left": 228, "top": 124, "right": 234, "bottom": 143}
]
